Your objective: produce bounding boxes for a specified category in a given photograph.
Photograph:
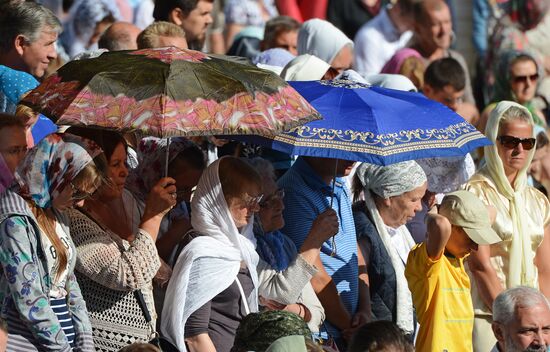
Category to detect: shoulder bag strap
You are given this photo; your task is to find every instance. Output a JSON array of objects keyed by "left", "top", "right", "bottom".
[{"left": 235, "top": 277, "right": 250, "bottom": 315}]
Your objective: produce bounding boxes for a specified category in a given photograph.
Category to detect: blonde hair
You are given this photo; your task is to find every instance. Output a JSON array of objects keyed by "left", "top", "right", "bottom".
[
  {"left": 15, "top": 100, "right": 39, "bottom": 129},
  {"left": 499, "top": 105, "right": 533, "bottom": 128},
  {"left": 137, "top": 21, "right": 186, "bottom": 49},
  {"left": 28, "top": 156, "right": 104, "bottom": 281}
]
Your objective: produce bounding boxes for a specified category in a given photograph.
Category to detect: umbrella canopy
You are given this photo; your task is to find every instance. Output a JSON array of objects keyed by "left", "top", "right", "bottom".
[
  {"left": 20, "top": 47, "right": 320, "bottom": 138},
  {"left": 238, "top": 80, "right": 491, "bottom": 165}
]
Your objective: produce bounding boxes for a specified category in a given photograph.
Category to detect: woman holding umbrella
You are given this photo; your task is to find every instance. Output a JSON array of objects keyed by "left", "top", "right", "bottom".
[
  {"left": 0, "top": 133, "right": 104, "bottom": 351},
  {"left": 66, "top": 129, "right": 177, "bottom": 352}
]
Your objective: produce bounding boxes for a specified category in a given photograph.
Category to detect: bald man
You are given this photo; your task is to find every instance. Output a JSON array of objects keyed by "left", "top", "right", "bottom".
[{"left": 99, "top": 22, "right": 142, "bottom": 51}]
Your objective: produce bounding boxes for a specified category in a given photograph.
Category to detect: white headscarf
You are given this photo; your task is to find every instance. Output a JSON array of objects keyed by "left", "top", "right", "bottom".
[
  {"left": 297, "top": 19, "right": 353, "bottom": 65},
  {"left": 60, "top": 0, "right": 120, "bottom": 58},
  {"left": 161, "top": 157, "right": 260, "bottom": 351},
  {"left": 480, "top": 101, "right": 536, "bottom": 287},
  {"left": 280, "top": 54, "right": 331, "bottom": 81},
  {"left": 355, "top": 161, "right": 427, "bottom": 334}
]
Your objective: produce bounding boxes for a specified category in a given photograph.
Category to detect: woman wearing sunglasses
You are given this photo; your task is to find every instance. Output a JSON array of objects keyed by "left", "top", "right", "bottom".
[
  {"left": 480, "top": 50, "right": 545, "bottom": 133},
  {"left": 0, "top": 133, "right": 105, "bottom": 351},
  {"left": 464, "top": 101, "right": 550, "bottom": 352}
]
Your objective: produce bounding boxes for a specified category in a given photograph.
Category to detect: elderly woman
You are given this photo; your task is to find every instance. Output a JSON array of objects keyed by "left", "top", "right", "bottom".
[
  {"left": 480, "top": 50, "right": 545, "bottom": 132},
  {"left": 0, "top": 114, "right": 27, "bottom": 193},
  {"left": 250, "top": 158, "right": 326, "bottom": 332},
  {"left": 352, "top": 161, "right": 427, "bottom": 337},
  {"left": 464, "top": 101, "right": 550, "bottom": 351},
  {"left": 297, "top": 19, "right": 354, "bottom": 73},
  {"left": 0, "top": 133, "right": 103, "bottom": 351},
  {"left": 67, "top": 129, "right": 177, "bottom": 351},
  {"left": 59, "top": 0, "right": 119, "bottom": 58},
  {"left": 162, "top": 156, "right": 322, "bottom": 352}
]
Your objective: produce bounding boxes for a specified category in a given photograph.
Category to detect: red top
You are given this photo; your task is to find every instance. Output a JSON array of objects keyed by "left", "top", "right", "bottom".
[{"left": 276, "top": 0, "right": 328, "bottom": 22}]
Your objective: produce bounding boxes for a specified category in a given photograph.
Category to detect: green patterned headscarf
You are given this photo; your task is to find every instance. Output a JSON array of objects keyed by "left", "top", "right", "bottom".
[{"left": 231, "top": 311, "right": 311, "bottom": 352}]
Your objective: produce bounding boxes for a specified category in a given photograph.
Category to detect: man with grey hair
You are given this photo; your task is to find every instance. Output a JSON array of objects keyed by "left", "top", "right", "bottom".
[
  {"left": 0, "top": 1, "right": 61, "bottom": 78},
  {"left": 491, "top": 286, "right": 550, "bottom": 352}
]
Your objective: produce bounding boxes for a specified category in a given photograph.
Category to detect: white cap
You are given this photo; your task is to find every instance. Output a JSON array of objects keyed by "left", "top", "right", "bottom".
[{"left": 280, "top": 54, "right": 330, "bottom": 81}]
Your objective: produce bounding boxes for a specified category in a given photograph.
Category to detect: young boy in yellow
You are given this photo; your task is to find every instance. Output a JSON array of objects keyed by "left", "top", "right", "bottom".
[{"left": 405, "top": 190, "right": 500, "bottom": 352}]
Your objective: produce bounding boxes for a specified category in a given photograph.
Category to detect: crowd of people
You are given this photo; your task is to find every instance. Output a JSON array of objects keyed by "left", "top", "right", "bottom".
[{"left": 2, "top": 0, "right": 550, "bottom": 352}]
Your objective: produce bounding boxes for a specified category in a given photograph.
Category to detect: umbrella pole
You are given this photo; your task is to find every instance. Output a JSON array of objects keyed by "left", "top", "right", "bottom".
[
  {"left": 165, "top": 137, "right": 171, "bottom": 178},
  {"left": 330, "top": 159, "right": 338, "bottom": 257}
]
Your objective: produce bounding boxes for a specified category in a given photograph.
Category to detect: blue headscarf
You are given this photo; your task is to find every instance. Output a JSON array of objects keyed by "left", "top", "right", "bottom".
[
  {"left": 252, "top": 48, "right": 296, "bottom": 68},
  {"left": 0, "top": 66, "right": 39, "bottom": 113}
]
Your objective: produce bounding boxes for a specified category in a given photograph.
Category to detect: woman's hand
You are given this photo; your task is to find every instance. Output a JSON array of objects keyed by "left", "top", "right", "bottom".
[
  {"left": 143, "top": 177, "right": 177, "bottom": 219},
  {"left": 140, "top": 177, "right": 177, "bottom": 240},
  {"left": 306, "top": 209, "right": 339, "bottom": 246}
]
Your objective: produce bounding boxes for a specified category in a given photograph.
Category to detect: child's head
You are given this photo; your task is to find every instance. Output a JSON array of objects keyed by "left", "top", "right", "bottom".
[
  {"left": 439, "top": 190, "right": 500, "bottom": 258},
  {"left": 423, "top": 57, "right": 466, "bottom": 112},
  {"left": 348, "top": 320, "right": 413, "bottom": 352}
]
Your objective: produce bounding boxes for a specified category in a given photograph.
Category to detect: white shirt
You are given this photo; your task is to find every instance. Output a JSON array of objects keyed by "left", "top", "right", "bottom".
[
  {"left": 353, "top": 7, "right": 412, "bottom": 75},
  {"left": 39, "top": 221, "right": 73, "bottom": 299}
]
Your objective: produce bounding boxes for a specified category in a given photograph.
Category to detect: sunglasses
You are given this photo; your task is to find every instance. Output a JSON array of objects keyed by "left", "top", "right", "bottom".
[
  {"left": 259, "top": 189, "right": 285, "bottom": 209},
  {"left": 240, "top": 193, "right": 264, "bottom": 208},
  {"left": 512, "top": 73, "right": 539, "bottom": 84},
  {"left": 70, "top": 182, "right": 95, "bottom": 201},
  {"left": 497, "top": 135, "right": 536, "bottom": 150}
]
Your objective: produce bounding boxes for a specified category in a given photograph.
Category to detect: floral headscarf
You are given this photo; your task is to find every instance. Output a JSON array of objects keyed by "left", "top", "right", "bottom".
[
  {"left": 492, "top": 49, "right": 543, "bottom": 125},
  {"left": 126, "top": 137, "right": 196, "bottom": 200},
  {"left": 14, "top": 133, "right": 102, "bottom": 208}
]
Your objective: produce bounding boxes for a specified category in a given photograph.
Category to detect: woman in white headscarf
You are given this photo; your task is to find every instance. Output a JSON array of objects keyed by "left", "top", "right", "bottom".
[
  {"left": 297, "top": 19, "right": 354, "bottom": 73},
  {"left": 59, "top": 0, "right": 120, "bottom": 58},
  {"left": 463, "top": 101, "right": 550, "bottom": 352},
  {"left": 351, "top": 161, "right": 427, "bottom": 337},
  {"left": 162, "top": 156, "right": 319, "bottom": 352}
]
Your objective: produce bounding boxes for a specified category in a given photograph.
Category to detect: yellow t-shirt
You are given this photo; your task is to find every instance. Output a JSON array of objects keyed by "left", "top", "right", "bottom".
[{"left": 405, "top": 243, "right": 474, "bottom": 352}]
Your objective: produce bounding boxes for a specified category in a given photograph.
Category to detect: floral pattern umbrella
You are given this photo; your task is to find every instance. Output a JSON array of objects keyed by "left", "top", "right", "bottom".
[{"left": 21, "top": 47, "right": 320, "bottom": 137}]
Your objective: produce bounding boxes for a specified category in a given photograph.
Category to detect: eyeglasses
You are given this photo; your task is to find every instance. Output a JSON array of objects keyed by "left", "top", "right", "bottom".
[
  {"left": 70, "top": 182, "right": 95, "bottom": 201},
  {"left": 240, "top": 193, "right": 264, "bottom": 208},
  {"left": 512, "top": 73, "right": 539, "bottom": 84},
  {"left": 259, "top": 189, "right": 285, "bottom": 208},
  {"left": 497, "top": 135, "right": 536, "bottom": 150}
]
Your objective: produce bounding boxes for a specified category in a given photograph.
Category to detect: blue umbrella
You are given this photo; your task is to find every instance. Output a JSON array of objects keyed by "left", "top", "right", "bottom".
[{"left": 239, "top": 80, "right": 491, "bottom": 165}]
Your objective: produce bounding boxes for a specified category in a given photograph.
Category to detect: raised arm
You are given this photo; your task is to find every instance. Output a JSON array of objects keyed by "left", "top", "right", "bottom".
[
  {"left": 425, "top": 213, "right": 452, "bottom": 260},
  {"left": 258, "top": 209, "right": 339, "bottom": 304}
]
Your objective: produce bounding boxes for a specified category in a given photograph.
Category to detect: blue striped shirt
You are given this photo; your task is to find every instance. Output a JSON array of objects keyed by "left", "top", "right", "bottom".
[{"left": 278, "top": 157, "right": 358, "bottom": 340}]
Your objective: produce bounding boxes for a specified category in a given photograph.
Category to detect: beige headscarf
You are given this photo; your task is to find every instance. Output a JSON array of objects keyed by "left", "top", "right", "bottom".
[{"left": 481, "top": 100, "right": 536, "bottom": 287}]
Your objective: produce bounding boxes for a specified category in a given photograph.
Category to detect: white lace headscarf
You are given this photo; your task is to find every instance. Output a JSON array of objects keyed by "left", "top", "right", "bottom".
[
  {"left": 161, "top": 157, "right": 260, "bottom": 351},
  {"left": 355, "top": 160, "right": 427, "bottom": 334}
]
